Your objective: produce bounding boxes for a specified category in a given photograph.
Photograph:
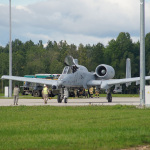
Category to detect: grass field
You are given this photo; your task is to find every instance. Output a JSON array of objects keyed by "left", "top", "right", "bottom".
[{"left": 0, "top": 105, "right": 150, "bottom": 150}]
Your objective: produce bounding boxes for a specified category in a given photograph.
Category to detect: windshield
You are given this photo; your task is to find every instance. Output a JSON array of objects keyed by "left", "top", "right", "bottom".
[{"left": 62, "top": 66, "right": 73, "bottom": 74}]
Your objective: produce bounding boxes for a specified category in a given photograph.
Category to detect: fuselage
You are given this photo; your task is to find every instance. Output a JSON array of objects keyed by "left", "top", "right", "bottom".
[{"left": 58, "top": 65, "right": 94, "bottom": 88}]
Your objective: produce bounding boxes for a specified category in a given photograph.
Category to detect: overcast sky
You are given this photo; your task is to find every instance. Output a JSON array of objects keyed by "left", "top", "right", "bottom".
[{"left": 0, "top": 0, "right": 150, "bottom": 47}]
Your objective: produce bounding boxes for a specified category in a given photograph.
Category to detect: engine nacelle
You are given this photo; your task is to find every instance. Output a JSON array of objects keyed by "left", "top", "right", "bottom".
[{"left": 95, "top": 64, "right": 115, "bottom": 79}]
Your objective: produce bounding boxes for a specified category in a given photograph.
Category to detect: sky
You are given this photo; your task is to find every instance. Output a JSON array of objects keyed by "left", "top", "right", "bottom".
[{"left": 0, "top": 0, "right": 150, "bottom": 47}]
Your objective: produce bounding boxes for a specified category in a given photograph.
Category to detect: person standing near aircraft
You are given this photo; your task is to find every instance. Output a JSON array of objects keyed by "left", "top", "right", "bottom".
[
  {"left": 42, "top": 84, "right": 49, "bottom": 104},
  {"left": 74, "top": 89, "right": 78, "bottom": 98},
  {"left": 13, "top": 85, "right": 20, "bottom": 105},
  {"left": 89, "top": 87, "right": 94, "bottom": 98},
  {"left": 94, "top": 87, "right": 100, "bottom": 98},
  {"left": 85, "top": 88, "right": 89, "bottom": 98}
]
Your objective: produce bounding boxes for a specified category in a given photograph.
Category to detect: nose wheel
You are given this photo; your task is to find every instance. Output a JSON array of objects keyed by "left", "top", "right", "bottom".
[
  {"left": 57, "top": 88, "right": 69, "bottom": 103},
  {"left": 64, "top": 97, "right": 68, "bottom": 103}
]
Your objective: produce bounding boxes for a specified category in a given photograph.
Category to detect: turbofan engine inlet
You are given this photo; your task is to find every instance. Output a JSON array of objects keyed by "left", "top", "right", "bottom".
[{"left": 95, "top": 64, "right": 115, "bottom": 79}]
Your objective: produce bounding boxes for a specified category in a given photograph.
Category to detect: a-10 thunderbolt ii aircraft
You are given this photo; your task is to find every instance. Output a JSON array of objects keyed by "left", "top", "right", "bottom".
[{"left": 1, "top": 56, "right": 150, "bottom": 103}]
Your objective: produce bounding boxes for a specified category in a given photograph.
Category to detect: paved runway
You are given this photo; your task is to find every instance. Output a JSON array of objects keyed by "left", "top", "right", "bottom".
[{"left": 0, "top": 97, "right": 140, "bottom": 106}]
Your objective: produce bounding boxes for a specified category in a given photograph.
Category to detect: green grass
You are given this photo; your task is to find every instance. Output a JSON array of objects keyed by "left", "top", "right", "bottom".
[{"left": 0, "top": 105, "right": 150, "bottom": 150}]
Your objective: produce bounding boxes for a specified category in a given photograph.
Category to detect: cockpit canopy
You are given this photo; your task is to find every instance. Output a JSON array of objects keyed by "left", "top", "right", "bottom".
[{"left": 62, "top": 65, "right": 88, "bottom": 74}]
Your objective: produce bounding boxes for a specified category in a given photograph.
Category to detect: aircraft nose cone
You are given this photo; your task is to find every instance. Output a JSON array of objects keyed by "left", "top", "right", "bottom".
[{"left": 57, "top": 80, "right": 63, "bottom": 86}]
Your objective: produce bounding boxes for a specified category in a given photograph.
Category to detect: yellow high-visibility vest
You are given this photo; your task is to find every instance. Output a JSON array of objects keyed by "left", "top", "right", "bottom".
[
  {"left": 43, "top": 87, "right": 48, "bottom": 94},
  {"left": 89, "top": 87, "right": 93, "bottom": 94}
]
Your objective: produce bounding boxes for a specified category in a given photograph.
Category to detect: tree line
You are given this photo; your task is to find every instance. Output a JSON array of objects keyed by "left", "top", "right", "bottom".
[{"left": 0, "top": 32, "right": 150, "bottom": 94}]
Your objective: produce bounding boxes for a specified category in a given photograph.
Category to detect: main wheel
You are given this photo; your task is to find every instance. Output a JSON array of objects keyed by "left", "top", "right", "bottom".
[
  {"left": 57, "top": 94, "right": 62, "bottom": 103},
  {"left": 107, "top": 93, "right": 112, "bottom": 102},
  {"left": 64, "top": 98, "right": 68, "bottom": 103}
]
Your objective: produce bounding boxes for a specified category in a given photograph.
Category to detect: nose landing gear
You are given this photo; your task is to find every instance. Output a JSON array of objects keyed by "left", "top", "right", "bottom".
[{"left": 57, "top": 88, "right": 69, "bottom": 103}]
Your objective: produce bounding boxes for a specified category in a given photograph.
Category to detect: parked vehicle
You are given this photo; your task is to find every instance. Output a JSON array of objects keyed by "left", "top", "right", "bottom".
[{"left": 21, "top": 74, "right": 60, "bottom": 97}]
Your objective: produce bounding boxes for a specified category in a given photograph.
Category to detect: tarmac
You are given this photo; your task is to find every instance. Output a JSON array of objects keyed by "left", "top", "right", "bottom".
[{"left": 0, "top": 97, "right": 140, "bottom": 106}]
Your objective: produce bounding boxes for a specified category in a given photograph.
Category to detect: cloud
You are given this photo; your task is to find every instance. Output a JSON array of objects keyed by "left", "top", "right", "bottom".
[
  {"left": 16, "top": 5, "right": 32, "bottom": 14},
  {"left": 0, "top": 0, "right": 150, "bottom": 46}
]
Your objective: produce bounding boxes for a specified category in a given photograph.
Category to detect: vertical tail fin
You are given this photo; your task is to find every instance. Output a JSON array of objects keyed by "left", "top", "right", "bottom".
[{"left": 126, "top": 58, "right": 131, "bottom": 87}]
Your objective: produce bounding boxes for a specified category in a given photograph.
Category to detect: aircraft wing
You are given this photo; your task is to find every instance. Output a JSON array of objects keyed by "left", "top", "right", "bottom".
[
  {"left": 1, "top": 75, "right": 59, "bottom": 86},
  {"left": 87, "top": 76, "right": 150, "bottom": 89}
]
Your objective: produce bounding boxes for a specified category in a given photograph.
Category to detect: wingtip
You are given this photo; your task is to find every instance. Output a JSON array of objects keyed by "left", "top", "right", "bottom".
[
  {"left": 1, "top": 75, "right": 4, "bottom": 79},
  {"left": 1, "top": 75, "right": 8, "bottom": 79}
]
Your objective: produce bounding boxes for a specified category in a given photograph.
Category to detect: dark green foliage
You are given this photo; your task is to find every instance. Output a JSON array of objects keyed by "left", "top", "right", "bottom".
[{"left": 0, "top": 32, "right": 150, "bottom": 93}]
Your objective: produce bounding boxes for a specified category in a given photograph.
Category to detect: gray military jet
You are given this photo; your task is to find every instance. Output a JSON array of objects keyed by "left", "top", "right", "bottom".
[{"left": 1, "top": 56, "right": 150, "bottom": 103}]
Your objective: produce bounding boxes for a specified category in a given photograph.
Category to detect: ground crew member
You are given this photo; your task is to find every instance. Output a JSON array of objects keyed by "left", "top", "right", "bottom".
[
  {"left": 13, "top": 85, "right": 20, "bottom": 105},
  {"left": 42, "top": 84, "right": 49, "bottom": 104},
  {"left": 77, "top": 89, "right": 80, "bottom": 98},
  {"left": 85, "top": 88, "right": 89, "bottom": 98},
  {"left": 95, "top": 87, "right": 100, "bottom": 98},
  {"left": 74, "top": 89, "right": 77, "bottom": 98},
  {"left": 89, "top": 87, "right": 94, "bottom": 98}
]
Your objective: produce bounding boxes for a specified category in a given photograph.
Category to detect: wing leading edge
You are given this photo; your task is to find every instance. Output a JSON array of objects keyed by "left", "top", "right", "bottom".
[
  {"left": 87, "top": 76, "right": 150, "bottom": 89},
  {"left": 1, "top": 75, "right": 58, "bottom": 86}
]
